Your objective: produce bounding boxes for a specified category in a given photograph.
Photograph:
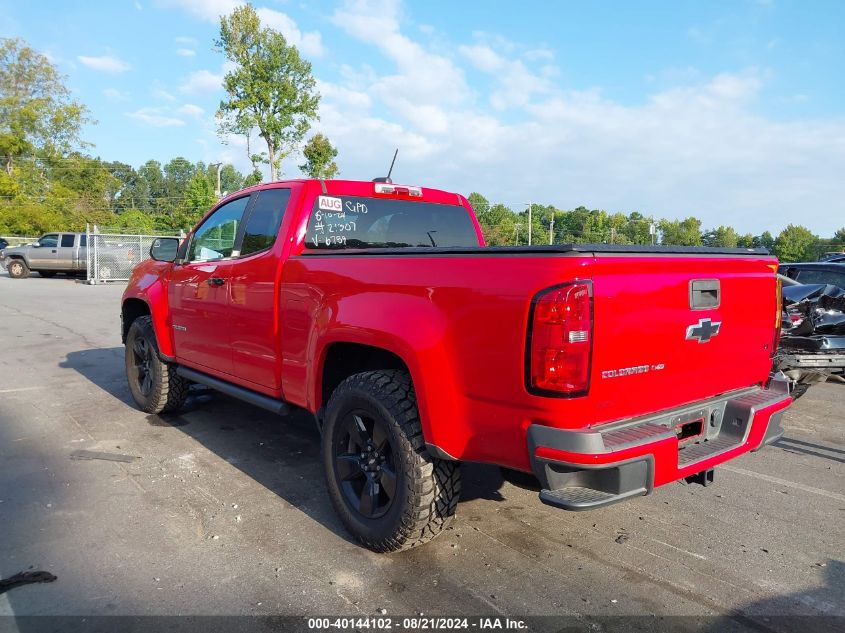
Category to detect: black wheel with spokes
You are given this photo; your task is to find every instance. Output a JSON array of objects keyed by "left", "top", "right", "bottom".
[
  {"left": 334, "top": 410, "right": 398, "bottom": 519},
  {"left": 130, "top": 335, "right": 155, "bottom": 397},
  {"left": 322, "top": 370, "right": 461, "bottom": 553},
  {"left": 125, "top": 315, "right": 188, "bottom": 414}
]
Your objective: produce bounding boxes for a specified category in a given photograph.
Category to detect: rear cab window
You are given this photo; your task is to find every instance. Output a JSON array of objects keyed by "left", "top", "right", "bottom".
[{"left": 304, "top": 196, "right": 478, "bottom": 250}]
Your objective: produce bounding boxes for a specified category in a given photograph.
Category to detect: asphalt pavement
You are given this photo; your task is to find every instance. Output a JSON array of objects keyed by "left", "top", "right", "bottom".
[{"left": 0, "top": 272, "right": 842, "bottom": 632}]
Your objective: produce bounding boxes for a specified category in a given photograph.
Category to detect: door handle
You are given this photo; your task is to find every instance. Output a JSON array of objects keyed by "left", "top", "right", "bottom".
[
  {"left": 51, "top": 249, "right": 57, "bottom": 253},
  {"left": 207, "top": 277, "right": 226, "bottom": 287}
]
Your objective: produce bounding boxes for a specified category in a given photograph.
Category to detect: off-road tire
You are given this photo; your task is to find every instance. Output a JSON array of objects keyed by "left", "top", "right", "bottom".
[
  {"left": 6, "top": 259, "right": 29, "bottom": 279},
  {"left": 125, "top": 315, "right": 189, "bottom": 414},
  {"left": 322, "top": 369, "right": 461, "bottom": 553}
]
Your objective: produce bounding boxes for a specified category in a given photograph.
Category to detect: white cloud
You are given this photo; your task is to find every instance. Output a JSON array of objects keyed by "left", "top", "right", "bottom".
[
  {"left": 176, "top": 48, "right": 196, "bottom": 57},
  {"left": 162, "top": 0, "right": 324, "bottom": 57},
  {"left": 103, "top": 88, "right": 129, "bottom": 102},
  {"left": 175, "top": 35, "right": 198, "bottom": 45},
  {"left": 180, "top": 69, "right": 223, "bottom": 94},
  {"left": 311, "top": 5, "right": 845, "bottom": 235},
  {"left": 127, "top": 107, "right": 185, "bottom": 127},
  {"left": 153, "top": 86, "right": 177, "bottom": 101},
  {"left": 255, "top": 7, "right": 324, "bottom": 57},
  {"left": 178, "top": 103, "right": 205, "bottom": 117},
  {"left": 78, "top": 55, "right": 131, "bottom": 73},
  {"left": 459, "top": 44, "right": 504, "bottom": 73},
  {"left": 154, "top": 0, "right": 843, "bottom": 235}
]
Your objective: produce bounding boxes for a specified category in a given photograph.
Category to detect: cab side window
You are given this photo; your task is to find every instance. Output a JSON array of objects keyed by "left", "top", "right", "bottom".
[
  {"left": 240, "top": 188, "right": 291, "bottom": 256},
  {"left": 188, "top": 196, "right": 250, "bottom": 262},
  {"left": 60, "top": 234, "right": 75, "bottom": 247},
  {"left": 39, "top": 234, "right": 59, "bottom": 248}
]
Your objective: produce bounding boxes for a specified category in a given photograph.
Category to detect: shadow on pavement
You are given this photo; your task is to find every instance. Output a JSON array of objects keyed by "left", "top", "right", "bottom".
[
  {"left": 774, "top": 437, "right": 845, "bottom": 466},
  {"left": 59, "top": 348, "right": 509, "bottom": 545}
]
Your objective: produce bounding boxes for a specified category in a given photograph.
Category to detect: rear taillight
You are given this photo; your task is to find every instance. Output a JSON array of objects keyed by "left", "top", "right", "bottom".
[
  {"left": 526, "top": 281, "right": 592, "bottom": 396},
  {"left": 772, "top": 276, "right": 783, "bottom": 356}
]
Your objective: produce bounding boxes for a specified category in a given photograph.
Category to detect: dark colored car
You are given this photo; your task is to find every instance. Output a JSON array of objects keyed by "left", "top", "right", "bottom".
[
  {"left": 779, "top": 262, "right": 845, "bottom": 288},
  {"left": 774, "top": 270, "right": 845, "bottom": 397}
]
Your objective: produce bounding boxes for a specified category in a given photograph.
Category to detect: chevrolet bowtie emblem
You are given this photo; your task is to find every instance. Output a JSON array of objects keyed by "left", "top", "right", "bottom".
[{"left": 686, "top": 318, "right": 721, "bottom": 343}]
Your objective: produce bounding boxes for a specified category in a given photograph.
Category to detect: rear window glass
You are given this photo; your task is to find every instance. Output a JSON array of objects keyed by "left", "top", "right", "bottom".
[
  {"left": 60, "top": 234, "right": 75, "bottom": 247},
  {"left": 796, "top": 269, "right": 845, "bottom": 288},
  {"left": 305, "top": 196, "right": 478, "bottom": 249}
]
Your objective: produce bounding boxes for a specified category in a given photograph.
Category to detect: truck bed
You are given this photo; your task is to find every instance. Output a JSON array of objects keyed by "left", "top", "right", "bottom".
[
  {"left": 299, "top": 244, "right": 770, "bottom": 257},
  {"left": 282, "top": 247, "right": 779, "bottom": 470}
]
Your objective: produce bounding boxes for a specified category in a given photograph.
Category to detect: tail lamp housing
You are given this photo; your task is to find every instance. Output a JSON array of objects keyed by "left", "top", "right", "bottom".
[
  {"left": 525, "top": 281, "right": 593, "bottom": 397},
  {"left": 772, "top": 275, "right": 783, "bottom": 357}
]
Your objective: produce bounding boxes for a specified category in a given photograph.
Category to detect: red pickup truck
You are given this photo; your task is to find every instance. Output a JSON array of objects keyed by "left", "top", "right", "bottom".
[{"left": 121, "top": 178, "right": 791, "bottom": 552}]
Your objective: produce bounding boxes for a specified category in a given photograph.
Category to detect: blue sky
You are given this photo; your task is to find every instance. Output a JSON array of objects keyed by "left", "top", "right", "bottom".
[{"left": 2, "top": 0, "right": 844, "bottom": 235}]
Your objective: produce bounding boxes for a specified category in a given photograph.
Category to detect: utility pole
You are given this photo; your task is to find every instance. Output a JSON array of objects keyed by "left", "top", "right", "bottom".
[
  {"left": 549, "top": 214, "right": 555, "bottom": 245},
  {"left": 210, "top": 162, "right": 223, "bottom": 198},
  {"left": 650, "top": 215, "right": 656, "bottom": 245},
  {"left": 527, "top": 202, "right": 532, "bottom": 246},
  {"left": 515, "top": 223, "right": 522, "bottom": 245}
]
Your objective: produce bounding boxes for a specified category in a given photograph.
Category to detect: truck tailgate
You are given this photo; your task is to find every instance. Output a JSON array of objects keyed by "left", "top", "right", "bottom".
[{"left": 587, "top": 255, "right": 778, "bottom": 424}]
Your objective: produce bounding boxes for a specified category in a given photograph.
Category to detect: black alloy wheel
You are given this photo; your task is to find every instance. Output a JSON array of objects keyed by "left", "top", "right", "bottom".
[
  {"left": 334, "top": 410, "right": 397, "bottom": 519},
  {"left": 130, "top": 335, "right": 154, "bottom": 397}
]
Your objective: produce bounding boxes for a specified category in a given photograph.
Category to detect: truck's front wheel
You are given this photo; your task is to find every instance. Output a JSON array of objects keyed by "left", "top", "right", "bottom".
[
  {"left": 125, "top": 316, "right": 188, "bottom": 414},
  {"left": 7, "top": 259, "right": 29, "bottom": 279},
  {"left": 322, "top": 370, "right": 461, "bottom": 552}
]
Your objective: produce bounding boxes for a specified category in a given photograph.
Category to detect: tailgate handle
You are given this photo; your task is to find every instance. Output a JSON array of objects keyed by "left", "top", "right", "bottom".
[{"left": 690, "top": 279, "right": 720, "bottom": 309}]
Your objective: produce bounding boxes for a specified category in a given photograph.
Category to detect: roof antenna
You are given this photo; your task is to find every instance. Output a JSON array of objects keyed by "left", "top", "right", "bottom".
[{"left": 373, "top": 148, "right": 398, "bottom": 184}]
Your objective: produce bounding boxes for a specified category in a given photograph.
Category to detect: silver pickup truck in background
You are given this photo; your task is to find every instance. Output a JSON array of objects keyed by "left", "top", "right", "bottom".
[{"left": 0, "top": 232, "right": 138, "bottom": 279}]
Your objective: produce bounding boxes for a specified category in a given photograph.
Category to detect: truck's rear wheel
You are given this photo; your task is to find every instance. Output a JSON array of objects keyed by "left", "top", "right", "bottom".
[
  {"left": 322, "top": 370, "right": 461, "bottom": 552},
  {"left": 7, "top": 259, "right": 29, "bottom": 279},
  {"left": 125, "top": 316, "right": 188, "bottom": 414}
]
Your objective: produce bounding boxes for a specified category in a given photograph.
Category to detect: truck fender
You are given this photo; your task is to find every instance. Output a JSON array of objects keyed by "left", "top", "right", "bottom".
[
  {"left": 309, "top": 292, "right": 469, "bottom": 454},
  {"left": 122, "top": 265, "right": 175, "bottom": 358}
]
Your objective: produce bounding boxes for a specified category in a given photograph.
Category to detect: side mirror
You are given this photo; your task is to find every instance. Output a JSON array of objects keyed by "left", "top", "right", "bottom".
[
  {"left": 150, "top": 237, "right": 179, "bottom": 262},
  {"left": 32, "top": 242, "right": 41, "bottom": 248}
]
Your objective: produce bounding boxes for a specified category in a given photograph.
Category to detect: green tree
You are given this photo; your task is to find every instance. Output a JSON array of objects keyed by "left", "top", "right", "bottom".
[
  {"left": 163, "top": 157, "right": 195, "bottom": 200},
  {"left": 216, "top": 4, "right": 320, "bottom": 181},
  {"left": 114, "top": 208, "right": 156, "bottom": 233},
  {"left": 737, "top": 233, "right": 755, "bottom": 248},
  {"left": 774, "top": 224, "right": 817, "bottom": 262},
  {"left": 217, "top": 164, "right": 244, "bottom": 194},
  {"left": 243, "top": 168, "right": 263, "bottom": 187},
  {"left": 299, "top": 133, "right": 339, "bottom": 179},
  {"left": 184, "top": 171, "right": 217, "bottom": 219},
  {"left": 659, "top": 217, "right": 702, "bottom": 246},
  {"left": 467, "top": 192, "right": 489, "bottom": 215},
  {"left": 753, "top": 231, "right": 775, "bottom": 251},
  {"left": 0, "top": 38, "right": 91, "bottom": 176},
  {"left": 621, "top": 212, "right": 653, "bottom": 245},
  {"left": 702, "top": 225, "right": 738, "bottom": 248}
]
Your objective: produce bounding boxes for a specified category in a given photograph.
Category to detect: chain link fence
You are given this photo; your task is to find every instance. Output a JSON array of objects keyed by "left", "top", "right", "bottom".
[
  {"left": 85, "top": 225, "right": 183, "bottom": 284},
  {"left": 0, "top": 236, "right": 39, "bottom": 247}
]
